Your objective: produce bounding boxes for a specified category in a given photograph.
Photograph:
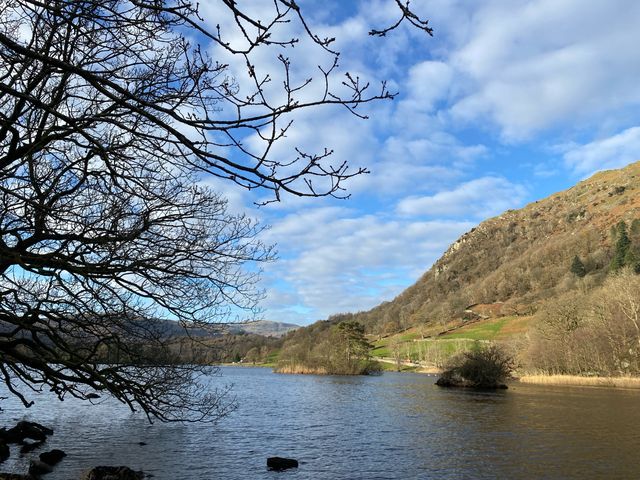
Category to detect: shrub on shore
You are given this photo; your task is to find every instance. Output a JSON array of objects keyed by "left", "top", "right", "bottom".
[{"left": 436, "top": 344, "right": 514, "bottom": 389}]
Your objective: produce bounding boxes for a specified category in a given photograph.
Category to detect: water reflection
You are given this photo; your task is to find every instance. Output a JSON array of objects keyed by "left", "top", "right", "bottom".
[{"left": 1, "top": 368, "right": 639, "bottom": 479}]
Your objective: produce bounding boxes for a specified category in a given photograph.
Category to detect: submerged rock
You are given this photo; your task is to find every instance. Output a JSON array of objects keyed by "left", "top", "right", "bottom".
[
  {"left": 28, "top": 460, "right": 53, "bottom": 476},
  {"left": 267, "top": 457, "right": 299, "bottom": 471},
  {"left": 20, "top": 441, "right": 44, "bottom": 455},
  {"left": 82, "top": 466, "right": 145, "bottom": 480}
]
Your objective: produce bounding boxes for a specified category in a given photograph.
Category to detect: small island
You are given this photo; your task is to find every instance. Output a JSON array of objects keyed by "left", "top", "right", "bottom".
[
  {"left": 275, "top": 320, "right": 382, "bottom": 375},
  {"left": 435, "top": 345, "right": 513, "bottom": 389}
]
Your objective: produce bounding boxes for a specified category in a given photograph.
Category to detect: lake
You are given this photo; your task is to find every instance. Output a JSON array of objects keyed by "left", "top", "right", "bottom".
[{"left": 1, "top": 367, "right": 640, "bottom": 479}]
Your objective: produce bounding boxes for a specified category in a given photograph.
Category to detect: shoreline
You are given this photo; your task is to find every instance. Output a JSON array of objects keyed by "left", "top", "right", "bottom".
[
  {"left": 220, "top": 364, "right": 640, "bottom": 390},
  {"left": 217, "top": 362, "right": 274, "bottom": 368}
]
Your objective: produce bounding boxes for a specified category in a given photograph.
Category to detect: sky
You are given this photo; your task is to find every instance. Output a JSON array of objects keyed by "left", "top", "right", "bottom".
[{"left": 199, "top": 0, "right": 640, "bottom": 325}]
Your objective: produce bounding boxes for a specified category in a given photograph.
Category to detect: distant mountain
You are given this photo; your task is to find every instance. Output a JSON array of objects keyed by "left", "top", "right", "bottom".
[
  {"left": 228, "top": 320, "right": 300, "bottom": 337},
  {"left": 288, "top": 161, "right": 640, "bottom": 336},
  {"left": 151, "top": 319, "right": 297, "bottom": 364},
  {"left": 154, "top": 319, "right": 298, "bottom": 339}
]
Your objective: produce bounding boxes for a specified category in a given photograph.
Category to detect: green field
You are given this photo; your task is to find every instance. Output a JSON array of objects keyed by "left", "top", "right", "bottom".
[
  {"left": 372, "top": 335, "right": 480, "bottom": 366},
  {"left": 369, "top": 316, "right": 532, "bottom": 367},
  {"left": 439, "top": 318, "right": 509, "bottom": 340}
]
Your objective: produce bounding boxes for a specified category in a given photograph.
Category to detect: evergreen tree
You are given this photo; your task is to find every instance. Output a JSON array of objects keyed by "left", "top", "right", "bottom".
[
  {"left": 610, "top": 221, "right": 631, "bottom": 272},
  {"left": 570, "top": 255, "right": 586, "bottom": 277},
  {"left": 336, "top": 321, "right": 372, "bottom": 363}
]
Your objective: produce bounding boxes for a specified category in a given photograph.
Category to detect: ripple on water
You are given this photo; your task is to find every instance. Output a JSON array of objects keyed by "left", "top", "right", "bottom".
[{"left": 1, "top": 368, "right": 640, "bottom": 479}]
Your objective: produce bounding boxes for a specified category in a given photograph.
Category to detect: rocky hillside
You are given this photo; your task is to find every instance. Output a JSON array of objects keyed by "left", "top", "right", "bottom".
[{"left": 331, "top": 161, "right": 640, "bottom": 335}]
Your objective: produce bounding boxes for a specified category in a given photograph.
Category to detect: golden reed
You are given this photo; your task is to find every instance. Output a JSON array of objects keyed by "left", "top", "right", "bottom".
[{"left": 518, "top": 374, "right": 640, "bottom": 389}]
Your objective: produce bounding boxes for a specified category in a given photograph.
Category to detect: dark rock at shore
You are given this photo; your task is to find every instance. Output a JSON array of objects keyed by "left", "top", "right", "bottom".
[
  {"left": 82, "top": 466, "right": 145, "bottom": 480},
  {"left": 0, "top": 474, "right": 35, "bottom": 479},
  {"left": 0, "top": 443, "right": 9, "bottom": 464},
  {"left": 0, "top": 422, "right": 53, "bottom": 444},
  {"left": 267, "top": 457, "right": 299, "bottom": 471},
  {"left": 39, "top": 449, "right": 66, "bottom": 466}
]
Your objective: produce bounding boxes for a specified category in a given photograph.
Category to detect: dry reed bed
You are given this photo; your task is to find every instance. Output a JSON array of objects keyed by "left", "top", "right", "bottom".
[
  {"left": 273, "top": 364, "right": 329, "bottom": 375},
  {"left": 518, "top": 374, "right": 640, "bottom": 389}
]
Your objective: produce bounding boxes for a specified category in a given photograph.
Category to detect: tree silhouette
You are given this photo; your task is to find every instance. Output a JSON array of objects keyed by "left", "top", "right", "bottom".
[{"left": 0, "top": 1, "right": 432, "bottom": 421}]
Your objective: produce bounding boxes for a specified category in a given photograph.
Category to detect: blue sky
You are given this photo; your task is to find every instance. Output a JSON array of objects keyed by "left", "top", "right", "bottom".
[{"left": 199, "top": 0, "right": 640, "bottom": 325}]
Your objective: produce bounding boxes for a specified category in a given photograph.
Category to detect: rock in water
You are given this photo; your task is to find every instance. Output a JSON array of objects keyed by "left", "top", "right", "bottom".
[
  {"left": 0, "top": 442, "right": 9, "bottom": 463},
  {"left": 82, "top": 466, "right": 144, "bottom": 480},
  {"left": 28, "top": 459, "right": 53, "bottom": 476},
  {"left": 2, "top": 421, "right": 53, "bottom": 444},
  {"left": 39, "top": 449, "right": 66, "bottom": 466},
  {"left": 267, "top": 457, "right": 299, "bottom": 470}
]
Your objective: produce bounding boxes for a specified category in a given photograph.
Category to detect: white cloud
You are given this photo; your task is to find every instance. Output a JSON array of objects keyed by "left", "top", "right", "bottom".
[
  {"left": 405, "top": 61, "right": 454, "bottom": 113},
  {"left": 396, "top": 177, "right": 527, "bottom": 219},
  {"left": 344, "top": 134, "right": 486, "bottom": 197},
  {"left": 197, "top": 1, "right": 488, "bottom": 207},
  {"left": 260, "top": 208, "right": 474, "bottom": 323},
  {"left": 563, "top": 126, "right": 640, "bottom": 176},
  {"left": 445, "top": 0, "right": 640, "bottom": 140}
]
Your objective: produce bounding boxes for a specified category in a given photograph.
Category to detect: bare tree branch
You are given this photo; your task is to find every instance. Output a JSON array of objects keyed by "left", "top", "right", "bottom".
[{"left": 0, "top": 0, "right": 433, "bottom": 421}]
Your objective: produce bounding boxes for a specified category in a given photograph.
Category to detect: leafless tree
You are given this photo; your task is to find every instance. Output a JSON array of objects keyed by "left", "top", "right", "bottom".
[{"left": 0, "top": 0, "right": 432, "bottom": 421}]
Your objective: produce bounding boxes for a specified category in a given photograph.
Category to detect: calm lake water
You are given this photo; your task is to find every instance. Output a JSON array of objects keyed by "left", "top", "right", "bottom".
[{"left": 1, "top": 367, "right": 640, "bottom": 479}]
